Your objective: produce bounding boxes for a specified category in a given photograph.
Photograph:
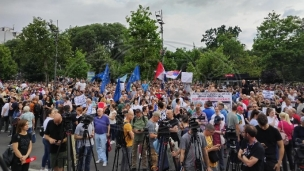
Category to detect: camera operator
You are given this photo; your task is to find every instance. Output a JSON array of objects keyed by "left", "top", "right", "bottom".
[
  {"left": 227, "top": 105, "right": 241, "bottom": 142},
  {"left": 74, "top": 115, "right": 94, "bottom": 171},
  {"left": 238, "top": 125, "right": 265, "bottom": 171},
  {"left": 146, "top": 111, "right": 160, "bottom": 171},
  {"left": 192, "top": 107, "right": 208, "bottom": 131},
  {"left": 131, "top": 109, "right": 148, "bottom": 171},
  {"left": 179, "top": 119, "right": 212, "bottom": 171},
  {"left": 44, "top": 113, "right": 67, "bottom": 171}
]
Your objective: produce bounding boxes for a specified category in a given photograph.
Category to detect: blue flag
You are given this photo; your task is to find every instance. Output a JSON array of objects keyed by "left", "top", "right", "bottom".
[
  {"left": 117, "top": 74, "right": 128, "bottom": 83},
  {"left": 97, "top": 72, "right": 104, "bottom": 79},
  {"left": 100, "top": 65, "right": 110, "bottom": 94},
  {"left": 126, "top": 66, "right": 140, "bottom": 92},
  {"left": 113, "top": 79, "right": 121, "bottom": 102}
]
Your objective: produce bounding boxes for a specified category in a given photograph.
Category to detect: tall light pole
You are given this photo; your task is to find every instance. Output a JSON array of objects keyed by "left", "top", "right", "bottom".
[
  {"left": 155, "top": 10, "right": 165, "bottom": 63},
  {"left": 1, "top": 26, "right": 14, "bottom": 43},
  {"left": 48, "top": 20, "right": 59, "bottom": 87}
]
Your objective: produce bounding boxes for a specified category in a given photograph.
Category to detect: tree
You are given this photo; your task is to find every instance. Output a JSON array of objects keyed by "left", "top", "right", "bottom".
[
  {"left": 121, "top": 5, "right": 162, "bottom": 79},
  {"left": 86, "top": 45, "right": 120, "bottom": 79},
  {"left": 186, "top": 48, "right": 234, "bottom": 82},
  {"left": 0, "top": 45, "right": 17, "bottom": 80},
  {"left": 63, "top": 50, "right": 91, "bottom": 78},
  {"left": 201, "top": 25, "right": 242, "bottom": 49},
  {"left": 17, "top": 17, "right": 72, "bottom": 82},
  {"left": 253, "top": 11, "right": 304, "bottom": 81}
]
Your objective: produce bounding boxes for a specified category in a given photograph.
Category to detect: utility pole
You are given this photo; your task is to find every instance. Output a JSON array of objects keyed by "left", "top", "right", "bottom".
[
  {"left": 54, "top": 20, "right": 58, "bottom": 86},
  {"left": 155, "top": 10, "right": 165, "bottom": 63}
]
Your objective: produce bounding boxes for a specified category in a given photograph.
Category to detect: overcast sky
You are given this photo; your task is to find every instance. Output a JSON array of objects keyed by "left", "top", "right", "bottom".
[{"left": 1, "top": 0, "right": 304, "bottom": 50}]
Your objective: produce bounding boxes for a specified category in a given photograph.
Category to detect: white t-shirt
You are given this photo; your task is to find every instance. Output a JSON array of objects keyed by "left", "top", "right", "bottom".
[
  {"left": 21, "top": 83, "right": 27, "bottom": 89},
  {"left": 43, "top": 117, "right": 54, "bottom": 138},
  {"left": 1, "top": 103, "right": 9, "bottom": 117},
  {"left": 210, "top": 113, "right": 226, "bottom": 123},
  {"left": 75, "top": 81, "right": 81, "bottom": 90}
]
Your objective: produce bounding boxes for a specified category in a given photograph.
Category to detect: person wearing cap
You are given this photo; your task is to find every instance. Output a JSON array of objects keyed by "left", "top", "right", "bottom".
[
  {"left": 210, "top": 115, "right": 225, "bottom": 171},
  {"left": 146, "top": 111, "right": 160, "bottom": 171},
  {"left": 237, "top": 106, "right": 246, "bottom": 133}
]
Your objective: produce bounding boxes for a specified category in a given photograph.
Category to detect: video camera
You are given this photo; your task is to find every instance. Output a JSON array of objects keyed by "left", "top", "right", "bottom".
[
  {"left": 80, "top": 115, "right": 93, "bottom": 126},
  {"left": 189, "top": 118, "right": 200, "bottom": 133},
  {"left": 225, "top": 128, "right": 238, "bottom": 151},
  {"left": 158, "top": 120, "right": 171, "bottom": 137}
]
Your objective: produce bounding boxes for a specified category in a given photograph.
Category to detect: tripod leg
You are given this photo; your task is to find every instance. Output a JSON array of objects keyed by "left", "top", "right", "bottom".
[
  {"left": 111, "top": 147, "right": 118, "bottom": 171},
  {"left": 138, "top": 139, "right": 145, "bottom": 171}
]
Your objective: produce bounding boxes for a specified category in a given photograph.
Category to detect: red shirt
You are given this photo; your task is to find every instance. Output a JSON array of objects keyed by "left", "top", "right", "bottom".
[
  {"left": 212, "top": 124, "right": 221, "bottom": 145},
  {"left": 242, "top": 99, "right": 249, "bottom": 106}
]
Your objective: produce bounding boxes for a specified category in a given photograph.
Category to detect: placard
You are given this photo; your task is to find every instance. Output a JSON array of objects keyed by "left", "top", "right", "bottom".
[
  {"left": 87, "top": 71, "right": 95, "bottom": 82},
  {"left": 190, "top": 92, "right": 232, "bottom": 110},
  {"left": 74, "top": 94, "right": 86, "bottom": 106},
  {"left": 262, "top": 90, "right": 274, "bottom": 99},
  {"left": 181, "top": 72, "right": 193, "bottom": 83}
]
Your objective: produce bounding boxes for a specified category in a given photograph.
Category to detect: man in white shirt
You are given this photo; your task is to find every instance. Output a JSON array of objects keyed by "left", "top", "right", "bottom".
[
  {"left": 79, "top": 79, "right": 86, "bottom": 91},
  {"left": 210, "top": 106, "right": 226, "bottom": 123},
  {"left": 1, "top": 102, "right": 10, "bottom": 132}
]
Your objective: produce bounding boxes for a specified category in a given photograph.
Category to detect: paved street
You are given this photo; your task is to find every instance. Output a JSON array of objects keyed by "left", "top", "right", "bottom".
[{"left": 0, "top": 129, "right": 117, "bottom": 171}]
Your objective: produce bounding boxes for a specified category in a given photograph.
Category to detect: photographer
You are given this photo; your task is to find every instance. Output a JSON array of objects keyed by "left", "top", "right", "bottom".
[
  {"left": 44, "top": 113, "right": 67, "bottom": 171},
  {"left": 179, "top": 119, "right": 212, "bottom": 171},
  {"left": 238, "top": 125, "right": 265, "bottom": 171},
  {"left": 131, "top": 109, "right": 148, "bottom": 171},
  {"left": 74, "top": 115, "right": 95, "bottom": 171},
  {"left": 147, "top": 111, "right": 160, "bottom": 171}
]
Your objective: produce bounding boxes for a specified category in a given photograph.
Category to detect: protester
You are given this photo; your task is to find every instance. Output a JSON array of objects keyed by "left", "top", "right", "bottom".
[
  {"left": 121, "top": 109, "right": 134, "bottom": 171},
  {"left": 94, "top": 108, "right": 110, "bottom": 166},
  {"left": 11, "top": 119, "right": 33, "bottom": 171},
  {"left": 44, "top": 113, "right": 67, "bottom": 171}
]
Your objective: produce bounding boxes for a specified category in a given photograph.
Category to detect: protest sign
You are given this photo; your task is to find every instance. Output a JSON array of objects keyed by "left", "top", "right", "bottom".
[
  {"left": 190, "top": 92, "right": 232, "bottom": 110},
  {"left": 262, "top": 90, "right": 274, "bottom": 99},
  {"left": 74, "top": 94, "right": 86, "bottom": 106},
  {"left": 181, "top": 72, "right": 193, "bottom": 83}
]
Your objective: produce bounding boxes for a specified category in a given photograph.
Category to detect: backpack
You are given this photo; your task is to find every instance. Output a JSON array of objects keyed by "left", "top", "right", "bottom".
[
  {"left": 2, "top": 146, "right": 13, "bottom": 167},
  {"left": 34, "top": 103, "right": 42, "bottom": 116}
]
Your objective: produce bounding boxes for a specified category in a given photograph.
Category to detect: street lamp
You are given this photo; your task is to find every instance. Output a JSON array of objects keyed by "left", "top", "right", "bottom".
[
  {"left": 48, "top": 20, "right": 59, "bottom": 86},
  {"left": 155, "top": 10, "right": 165, "bottom": 63},
  {"left": 1, "top": 26, "right": 14, "bottom": 43}
]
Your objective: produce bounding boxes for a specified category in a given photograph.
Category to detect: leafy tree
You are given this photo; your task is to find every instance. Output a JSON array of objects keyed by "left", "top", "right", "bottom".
[
  {"left": 201, "top": 25, "right": 242, "bottom": 49},
  {"left": 186, "top": 48, "right": 234, "bottom": 82},
  {"left": 121, "top": 5, "right": 162, "bottom": 79},
  {"left": 253, "top": 11, "right": 304, "bottom": 81},
  {"left": 86, "top": 45, "right": 120, "bottom": 79},
  {"left": 0, "top": 45, "right": 17, "bottom": 80},
  {"left": 63, "top": 50, "right": 91, "bottom": 78},
  {"left": 17, "top": 17, "right": 72, "bottom": 82}
]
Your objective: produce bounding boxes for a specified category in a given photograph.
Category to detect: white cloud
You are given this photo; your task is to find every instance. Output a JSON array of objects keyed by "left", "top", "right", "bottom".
[{"left": 1, "top": 0, "right": 304, "bottom": 50}]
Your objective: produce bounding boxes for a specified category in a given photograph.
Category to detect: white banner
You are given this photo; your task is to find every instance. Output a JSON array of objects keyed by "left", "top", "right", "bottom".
[
  {"left": 120, "top": 83, "right": 125, "bottom": 91},
  {"left": 74, "top": 94, "right": 86, "bottom": 106},
  {"left": 262, "top": 90, "right": 274, "bottom": 99},
  {"left": 181, "top": 72, "right": 193, "bottom": 83},
  {"left": 190, "top": 92, "right": 233, "bottom": 110}
]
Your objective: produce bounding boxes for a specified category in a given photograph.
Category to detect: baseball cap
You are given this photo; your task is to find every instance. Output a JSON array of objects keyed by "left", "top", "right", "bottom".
[
  {"left": 214, "top": 115, "right": 222, "bottom": 124},
  {"left": 237, "top": 106, "right": 243, "bottom": 111},
  {"left": 153, "top": 111, "right": 161, "bottom": 118},
  {"left": 301, "top": 116, "right": 304, "bottom": 122}
]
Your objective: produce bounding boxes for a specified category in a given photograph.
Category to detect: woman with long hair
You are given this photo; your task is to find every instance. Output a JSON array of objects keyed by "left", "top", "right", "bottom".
[
  {"left": 249, "top": 109, "right": 260, "bottom": 126},
  {"left": 278, "top": 112, "right": 294, "bottom": 171},
  {"left": 11, "top": 119, "right": 33, "bottom": 171},
  {"left": 266, "top": 108, "right": 279, "bottom": 128}
]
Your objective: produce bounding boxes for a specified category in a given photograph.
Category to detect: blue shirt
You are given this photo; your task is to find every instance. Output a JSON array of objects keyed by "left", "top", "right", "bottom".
[
  {"left": 93, "top": 115, "right": 109, "bottom": 134},
  {"left": 220, "top": 109, "right": 228, "bottom": 124},
  {"left": 203, "top": 108, "right": 215, "bottom": 122}
]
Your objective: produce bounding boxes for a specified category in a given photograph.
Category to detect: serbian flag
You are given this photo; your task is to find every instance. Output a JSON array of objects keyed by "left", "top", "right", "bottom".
[
  {"left": 154, "top": 62, "right": 166, "bottom": 81},
  {"left": 165, "top": 70, "right": 181, "bottom": 79}
]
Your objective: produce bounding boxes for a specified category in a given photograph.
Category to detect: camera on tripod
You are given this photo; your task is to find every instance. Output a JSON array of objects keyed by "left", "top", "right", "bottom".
[
  {"left": 80, "top": 115, "right": 93, "bottom": 127},
  {"left": 225, "top": 128, "right": 238, "bottom": 151},
  {"left": 158, "top": 120, "right": 171, "bottom": 137},
  {"left": 189, "top": 118, "right": 200, "bottom": 133}
]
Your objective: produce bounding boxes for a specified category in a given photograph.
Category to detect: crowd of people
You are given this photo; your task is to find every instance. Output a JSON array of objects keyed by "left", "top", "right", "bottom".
[{"left": 1, "top": 78, "right": 304, "bottom": 171}]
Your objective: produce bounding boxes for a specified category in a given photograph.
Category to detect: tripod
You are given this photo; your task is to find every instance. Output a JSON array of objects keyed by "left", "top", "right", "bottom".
[
  {"left": 190, "top": 131, "right": 205, "bottom": 171},
  {"left": 76, "top": 123, "right": 99, "bottom": 171},
  {"left": 53, "top": 127, "right": 76, "bottom": 171},
  {"left": 112, "top": 144, "right": 131, "bottom": 171},
  {"left": 158, "top": 135, "right": 170, "bottom": 171},
  {"left": 137, "top": 129, "right": 152, "bottom": 171},
  {"left": 225, "top": 140, "right": 241, "bottom": 171}
]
